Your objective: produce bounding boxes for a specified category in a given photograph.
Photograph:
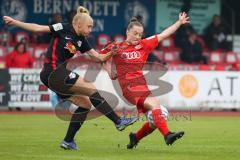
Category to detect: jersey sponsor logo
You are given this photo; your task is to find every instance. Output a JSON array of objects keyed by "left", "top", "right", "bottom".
[
  {"left": 121, "top": 51, "right": 141, "bottom": 60},
  {"left": 52, "top": 23, "right": 63, "bottom": 31},
  {"left": 64, "top": 42, "right": 76, "bottom": 54},
  {"left": 77, "top": 41, "right": 82, "bottom": 47}
]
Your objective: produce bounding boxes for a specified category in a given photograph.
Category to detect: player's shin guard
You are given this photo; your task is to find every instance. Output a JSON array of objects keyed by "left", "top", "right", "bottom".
[
  {"left": 135, "top": 121, "right": 155, "bottom": 141},
  {"left": 152, "top": 108, "right": 169, "bottom": 136},
  {"left": 89, "top": 92, "right": 121, "bottom": 125},
  {"left": 64, "top": 107, "right": 89, "bottom": 142}
]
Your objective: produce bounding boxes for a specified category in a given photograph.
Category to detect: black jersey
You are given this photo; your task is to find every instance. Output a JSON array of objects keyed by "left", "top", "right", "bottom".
[{"left": 44, "top": 23, "right": 92, "bottom": 70}]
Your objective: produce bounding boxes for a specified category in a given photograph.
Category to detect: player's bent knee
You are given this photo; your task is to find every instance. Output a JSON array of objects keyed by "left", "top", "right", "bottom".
[
  {"left": 74, "top": 78, "right": 97, "bottom": 94},
  {"left": 144, "top": 97, "right": 160, "bottom": 109}
]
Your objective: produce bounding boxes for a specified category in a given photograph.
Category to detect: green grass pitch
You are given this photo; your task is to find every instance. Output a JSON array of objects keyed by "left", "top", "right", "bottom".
[{"left": 0, "top": 114, "right": 239, "bottom": 160}]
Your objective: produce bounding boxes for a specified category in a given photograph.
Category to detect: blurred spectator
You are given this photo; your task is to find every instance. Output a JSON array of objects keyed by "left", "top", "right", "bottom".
[
  {"left": 204, "top": 15, "right": 231, "bottom": 51},
  {"left": 6, "top": 41, "right": 34, "bottom": 68},
  {"left": 147, "top": 53, "right": 162, "bottom": 64},
  {"left": 66, "top": 10, "right": 77, "bottom": 24},
  {"left": 33, "top": 52, "right": 45, "bottom": 68},
  {"left": 179, "top": 31, "right": 207, "bottom": 64},
  {"left": 174, "top": 0, "right": 193, "bottom": 48},
  {"left": 174, "top": 23, "right": 195, "bottom": 48},
  {"left": 50, "top": 13, "right": 62, "bottom": 24},
  {"left": 181, "top": 0, "right": 191, "bottom": 13}
]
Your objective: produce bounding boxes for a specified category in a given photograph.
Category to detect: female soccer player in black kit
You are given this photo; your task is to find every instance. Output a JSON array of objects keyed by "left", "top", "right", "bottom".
[{"left": 3, "top": 6, "right": 137, "bottom": 150}]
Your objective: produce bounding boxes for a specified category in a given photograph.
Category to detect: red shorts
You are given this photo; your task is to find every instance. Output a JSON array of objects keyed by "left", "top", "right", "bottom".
[{"left": 122, "top": 85, "right": 151, "bottom": 113}]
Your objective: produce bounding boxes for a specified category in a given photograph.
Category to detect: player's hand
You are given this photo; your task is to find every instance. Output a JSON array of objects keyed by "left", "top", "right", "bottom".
[
  {"left": 111, "top": 45, "right": 118, "bottom": 51},
  {"left": 111, "top": 45, "right": 119, "bottom": 55},
  {"left": 3, "top": 16, "right": 16, "bottom": 25},
  {"left": 178, "top": 12, "right": 190, "bottom": 25}
]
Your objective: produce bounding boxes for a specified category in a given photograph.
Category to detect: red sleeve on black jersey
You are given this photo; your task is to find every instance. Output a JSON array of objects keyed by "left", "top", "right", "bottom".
[{"left": 142, "top": 35, "right": 158, "bottom": 51}]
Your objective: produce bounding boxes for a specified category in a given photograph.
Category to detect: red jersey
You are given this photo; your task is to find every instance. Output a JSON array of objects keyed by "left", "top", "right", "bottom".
[
  {"left": 101, "top": 35, "right": 158, "bottom": 80},
  {"left": 101, "top": 35, "right": 159, "bottom": 112},
  {"left": 6, "top": 51, "right": 34, "bottom": 68}
]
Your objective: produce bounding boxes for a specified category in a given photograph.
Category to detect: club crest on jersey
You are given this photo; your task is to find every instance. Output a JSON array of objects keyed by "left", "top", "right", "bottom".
[
  {"left": 64, "top": 42, "right": 76, "bottom": 54},
  {"left": 77, "top": 41, "right": 82, "bottom": 47}
]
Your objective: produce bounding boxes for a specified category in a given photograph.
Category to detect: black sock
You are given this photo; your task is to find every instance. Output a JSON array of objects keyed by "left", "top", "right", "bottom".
[
  {"left": 89, "top": 92, "right": 121, "bottom": 125},
  {"left": 64, "top": 107, "right": 89, "bottom": 142}
]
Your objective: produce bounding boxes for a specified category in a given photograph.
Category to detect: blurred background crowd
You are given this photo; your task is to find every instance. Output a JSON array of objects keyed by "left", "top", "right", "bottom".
[{"left": 0, "top": 0, "right": 240, "bottom": 71}]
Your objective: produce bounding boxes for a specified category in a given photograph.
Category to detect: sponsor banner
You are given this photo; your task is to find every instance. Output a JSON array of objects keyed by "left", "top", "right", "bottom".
[
  {"left": 0, "top": 69, "right": 10, "bottom": 107},
  {"left": 80, "top": 70, "right": 240, "bottom": 110},
  {"left": 8, "top": 69, "right": 52, "bottom": 108},
  {"left": 1, "top": 68, "right": 240, "bottom": 110},
  {"left": 156, "top": 0, "right": 220, "bottom": 34},
  {"left": 165, "top": 71, "right": 240, "bottom": 109},
  {"left": 0, "top": 0, "right": 156, "bottom": 36}
]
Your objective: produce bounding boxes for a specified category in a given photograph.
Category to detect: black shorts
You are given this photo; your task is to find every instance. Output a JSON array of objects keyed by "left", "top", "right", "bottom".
[{"left": 40, "top": 65, "right": 79, "bottom": 99}]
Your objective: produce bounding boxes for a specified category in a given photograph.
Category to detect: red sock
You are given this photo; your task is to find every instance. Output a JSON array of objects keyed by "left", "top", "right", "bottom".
[
  {"left": 135, "top": 121, "right": 155, "bottom": 141},
  {"left": 152, "top": 108, "right": 169, "bottom": 136}
]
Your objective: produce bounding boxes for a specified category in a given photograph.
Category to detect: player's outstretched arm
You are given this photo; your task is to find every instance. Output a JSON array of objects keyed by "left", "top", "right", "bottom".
[
  {"left": 157, "top": 12, "right": 190, "bottom": 42},
  {"left": 87, "top": 44, "right": 119, "bottom": 62},
  {"left": 3, "top": 16, "right": 50, "bottom": 33},
  {"left": 87, "top": 49, "right": 114, "bottom": 62}
]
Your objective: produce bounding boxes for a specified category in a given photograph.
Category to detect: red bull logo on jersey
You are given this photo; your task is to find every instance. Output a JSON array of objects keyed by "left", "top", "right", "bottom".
[
  {"left": 121, "top": 51, "right": 141, "bottom": 60},
  {"left": 64, "top": 42, "right": 76, "bottom": 54}
]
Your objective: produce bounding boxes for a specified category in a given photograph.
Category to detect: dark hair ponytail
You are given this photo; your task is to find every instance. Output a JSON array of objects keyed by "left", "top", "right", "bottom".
[
  {"left": 127, "top": 17, "right": 144, "bottom": 31},
  {"left": 130, "top": 17, "right": 139, "bottom": 23}
]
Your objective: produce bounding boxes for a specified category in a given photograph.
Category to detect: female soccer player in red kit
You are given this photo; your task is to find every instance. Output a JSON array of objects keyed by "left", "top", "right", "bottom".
[{"left": 101, "top": 12, "right": 190, "bottom": 149}]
